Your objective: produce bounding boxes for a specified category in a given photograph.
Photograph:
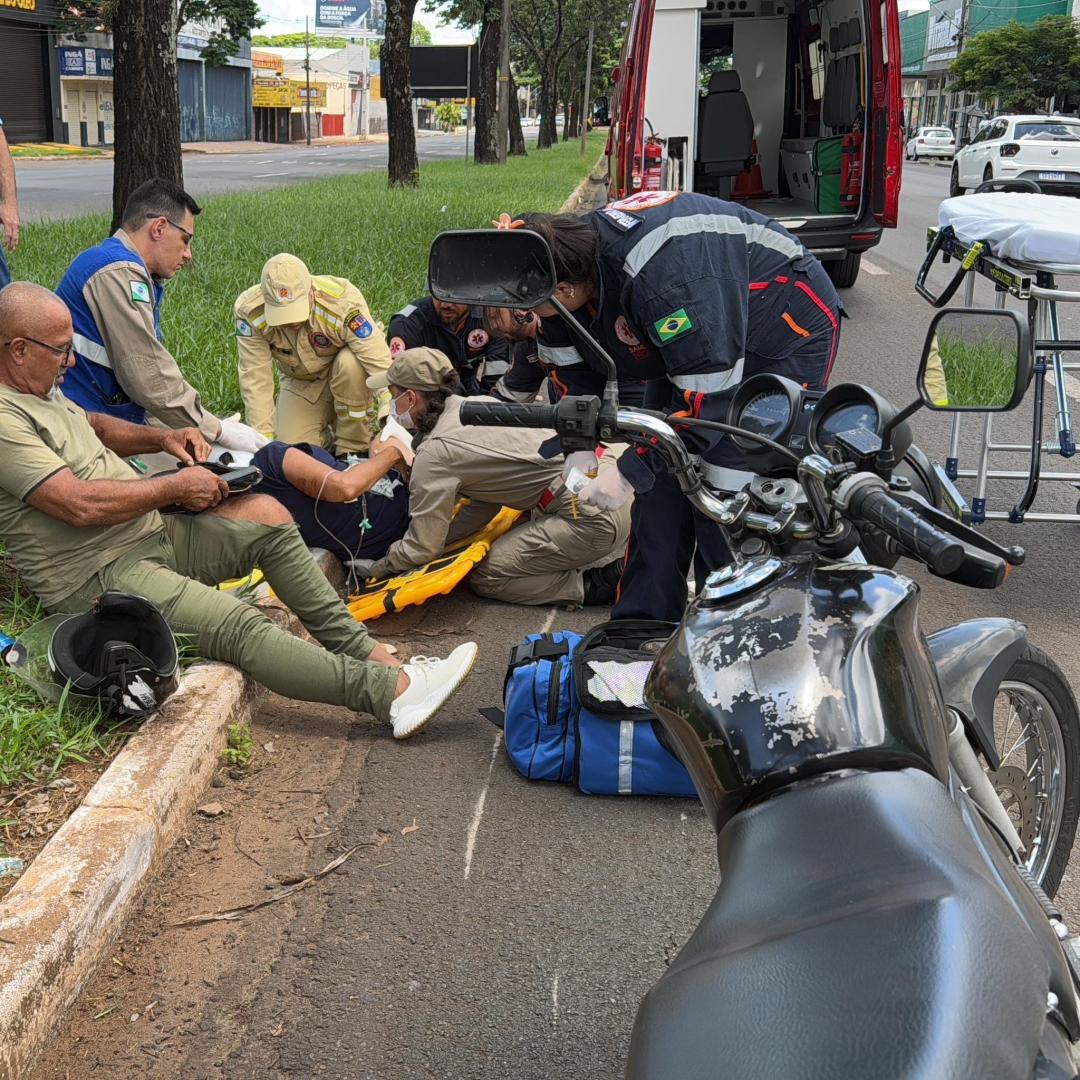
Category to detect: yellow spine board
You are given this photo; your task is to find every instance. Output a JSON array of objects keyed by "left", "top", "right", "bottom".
[{"left": 347, "top": 507, "right": 522, "bottom": 622}]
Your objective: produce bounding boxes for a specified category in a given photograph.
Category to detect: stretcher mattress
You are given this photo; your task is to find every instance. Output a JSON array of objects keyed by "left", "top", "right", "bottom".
[{"left": 938, "top": 193, "right": 1080, "bottom": 267}]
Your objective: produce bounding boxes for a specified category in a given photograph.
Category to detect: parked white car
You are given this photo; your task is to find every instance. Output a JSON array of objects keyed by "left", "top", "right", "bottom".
[
  {"left": 952, "top": 115, "right": 1080, "bottom": 196},
  {"left": 905, "top": 127, "right": 955, "bottom": 161}
]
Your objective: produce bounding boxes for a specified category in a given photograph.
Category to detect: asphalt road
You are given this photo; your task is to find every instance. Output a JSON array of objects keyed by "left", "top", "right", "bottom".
[
  {"left": 11, "top": 134, "right": 473, "bottom": 222},
  {"left": 32, "top": 161, "right": 1080, "bottom": 1079}
]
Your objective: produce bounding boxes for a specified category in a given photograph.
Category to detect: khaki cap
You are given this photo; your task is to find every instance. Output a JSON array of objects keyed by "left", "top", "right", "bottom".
[
  {"left": 261, "top": 253, "right": 311, "bottom": 326},
  {"left": 367, "top": 347, "right": 454, "bottom": 393}
]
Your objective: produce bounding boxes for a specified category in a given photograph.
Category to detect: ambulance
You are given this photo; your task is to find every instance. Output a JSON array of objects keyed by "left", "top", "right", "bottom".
[{"left": 606, "top": 0, "right": 904, "bottom": 287}]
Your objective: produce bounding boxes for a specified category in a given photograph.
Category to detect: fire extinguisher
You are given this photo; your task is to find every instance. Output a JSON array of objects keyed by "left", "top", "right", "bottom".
[
  {"left": 841, "top": 128, "right": 863, "bottom": 210},
  {"left": 642, "top": 133, "right": 664, "bottom": 191}
]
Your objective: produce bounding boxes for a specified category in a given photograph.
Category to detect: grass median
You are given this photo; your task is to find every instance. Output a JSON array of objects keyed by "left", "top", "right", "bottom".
[{"left": 0, "top": 135, "right": 604, "bottom": 793}]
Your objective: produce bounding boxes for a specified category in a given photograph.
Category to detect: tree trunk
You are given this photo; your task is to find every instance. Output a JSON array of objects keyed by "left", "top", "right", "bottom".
[
  {"left": 508, "top": 72, "right": 526, "bottom": 156},
  {"left": 384, "top": 0, "right": 420, "bottom": 186},
  {"left": 111, "top": 0, "right": 182, "bottom": 232},
  {"left": 537, "top": 67, "right": 559, "bottom": 149},
  {"left": 474, "top": 9, "right": 500, "bottom": 164}
]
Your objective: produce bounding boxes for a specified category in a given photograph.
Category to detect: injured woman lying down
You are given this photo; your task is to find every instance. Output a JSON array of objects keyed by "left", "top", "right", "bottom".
[{"left": 223, "top": 416, "right": 414, "bottom": 571}]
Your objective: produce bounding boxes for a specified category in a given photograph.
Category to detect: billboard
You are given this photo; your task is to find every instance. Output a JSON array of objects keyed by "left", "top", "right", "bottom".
[
  {"left": 374, "top": 44, "right": 478, "bottom": 99},
  {"left": 253, "top": 77, "right": 292, "bottom": 108},
  {"left": 315, "top": 0, "right": 385, "bottom": 34}
]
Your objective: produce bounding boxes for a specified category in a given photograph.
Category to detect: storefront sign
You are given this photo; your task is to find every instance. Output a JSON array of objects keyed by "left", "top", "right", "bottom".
[
  {"left": 178, "top": 31, "right": 209, "bottom": 50},
  {"left": 1, "top": 0, "right": 59, "bottom": 22},
  {"left": 293, "top": 81, "right": 327, "bottom": 107},
  {"left": 252, "top": 50, "right": 283, "bottom": 72},
  {"left": 59, "top": 47, "right": 114, "bottom": 77},
  {"left": 253, "top": 77, "right": 292, "bottom": 108},
  {"left": 315, "top": 0, "right": 384, "bottom": 34}
]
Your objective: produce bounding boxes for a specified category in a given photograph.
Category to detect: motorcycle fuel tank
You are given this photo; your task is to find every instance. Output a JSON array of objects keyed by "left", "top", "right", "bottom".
[{"left": 645, "top": 558, "right": 952, "bottom": 833}]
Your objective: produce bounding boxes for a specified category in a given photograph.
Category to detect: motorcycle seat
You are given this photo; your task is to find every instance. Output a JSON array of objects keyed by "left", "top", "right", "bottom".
[{"left": 625, "top": 769, "right": 1054, "bottom": 1080}]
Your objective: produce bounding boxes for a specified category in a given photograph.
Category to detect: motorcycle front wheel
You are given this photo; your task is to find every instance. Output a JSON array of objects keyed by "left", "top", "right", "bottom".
[{"left": 984, "top": 645, "right": 1080, "bottom": 897}]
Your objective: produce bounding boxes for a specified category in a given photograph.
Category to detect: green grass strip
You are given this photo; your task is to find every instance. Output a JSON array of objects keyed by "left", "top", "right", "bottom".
[
  {"left": 0, "top": 137, "right": 603, "bottom": 787},
  {"left": 9, "top": 135, "right": 605, "bottom": 418}
]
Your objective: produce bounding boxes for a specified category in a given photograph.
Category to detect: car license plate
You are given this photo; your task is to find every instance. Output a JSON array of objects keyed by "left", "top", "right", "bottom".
[{"left": 1039, "top": 171, "right": 1067, "bottom": 181}]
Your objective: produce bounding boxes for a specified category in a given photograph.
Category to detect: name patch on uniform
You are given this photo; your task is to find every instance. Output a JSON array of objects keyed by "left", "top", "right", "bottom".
[
  {"left": 599, "top": 207, "right": 643, "bottom": 232},
  {"left": 655, "top": 309, "right": 693, "bottom": 343},
  {"left": 611, "top": 191, "right": 679, "bottom": 212},
  {"left": 390, "top": 336, "right": 407, "bottom": 357},
  {"left": 467, "top": 328, "right": 490, "bottom": 350},
  {"left": 129, "top": 280, "right": 151, "bottom": 304},
  {"left": 235, "top": 318, "right": 252, "bottom": 337},
  {"left": 345, "top": 308, "right": 373, "bottom": 338},
  {"left": 309, "top": 331, "right": 332, "bottom": 349}
]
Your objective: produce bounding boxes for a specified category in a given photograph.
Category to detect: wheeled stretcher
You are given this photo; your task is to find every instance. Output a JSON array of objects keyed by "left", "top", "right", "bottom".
[{"left": 916, "top": 188, "right": 1080, "bottom": 524}]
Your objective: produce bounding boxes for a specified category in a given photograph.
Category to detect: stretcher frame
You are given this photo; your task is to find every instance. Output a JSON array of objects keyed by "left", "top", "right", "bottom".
[{"left": 916, "top": 223, "right": 1080, "bottom": 525}]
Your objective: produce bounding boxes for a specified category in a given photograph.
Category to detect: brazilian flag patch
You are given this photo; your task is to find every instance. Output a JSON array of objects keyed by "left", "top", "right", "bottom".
[{"left": 654, "top": 309, "right": 693, "bottom": 343}]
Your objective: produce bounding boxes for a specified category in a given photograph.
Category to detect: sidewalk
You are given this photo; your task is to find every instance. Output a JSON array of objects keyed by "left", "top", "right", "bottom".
[{"left": 182, "top": 134, "right": 390, "bottom": 154}]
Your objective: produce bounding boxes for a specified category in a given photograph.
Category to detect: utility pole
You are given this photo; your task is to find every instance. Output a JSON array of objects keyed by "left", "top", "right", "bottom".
[
  {"left": 305, "top": 15, "right": 312, "bottom": 147},
  {"left": 496, "top": 0, "right": 511, "bottom": 163},
  {"left": 579, "top": 19, "right": 594, "bottom": 155}
]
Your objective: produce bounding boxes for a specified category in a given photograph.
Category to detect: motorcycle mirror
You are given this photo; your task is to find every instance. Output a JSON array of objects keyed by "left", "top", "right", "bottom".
[
  {"left": 916, "top": 307, "right": 1032, "bottom": 413},
  {"left": 428, "top": 229, "right": 557, "bottom": 309}
]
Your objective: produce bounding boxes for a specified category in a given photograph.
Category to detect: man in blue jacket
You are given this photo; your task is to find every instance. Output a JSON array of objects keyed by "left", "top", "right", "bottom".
[{"left": 56, "top": 178, "right": 266, "bottom": 456}]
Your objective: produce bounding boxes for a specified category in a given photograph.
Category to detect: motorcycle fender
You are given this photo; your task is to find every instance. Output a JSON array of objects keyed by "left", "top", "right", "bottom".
[{"left": 925, "top": 618, "right": 1027, "bottom": 773}]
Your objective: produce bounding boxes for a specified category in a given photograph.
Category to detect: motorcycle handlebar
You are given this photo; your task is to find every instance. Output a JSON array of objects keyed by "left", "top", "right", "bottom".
[
  {"left": 848, "top": 485, "right": 966, "bottom": 576},
  {"left": 459, "top": 401, "right": 560, "bottom": 429}
]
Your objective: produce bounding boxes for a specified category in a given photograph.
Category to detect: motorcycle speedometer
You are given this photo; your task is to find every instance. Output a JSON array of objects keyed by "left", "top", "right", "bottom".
[
  {"left": 808, "top": 383, "right": 912, "bottom": 464},
  {"left": 727, "top": 375, "right": 821, "bottom": 475}
]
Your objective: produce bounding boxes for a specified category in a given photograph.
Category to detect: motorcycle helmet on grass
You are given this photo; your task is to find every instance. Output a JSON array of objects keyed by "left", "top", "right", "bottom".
[{"left": 13, "top": 592, "right": 180, "bottom": 720}]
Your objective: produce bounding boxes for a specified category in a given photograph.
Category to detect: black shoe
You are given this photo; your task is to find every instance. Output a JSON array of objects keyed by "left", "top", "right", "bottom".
[{"left": 582, "top": 558, "right": 625, "bottom": 606}]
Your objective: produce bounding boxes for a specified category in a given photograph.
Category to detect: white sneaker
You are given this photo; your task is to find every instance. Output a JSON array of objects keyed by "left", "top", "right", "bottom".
[{"left": 389, "top": 643, "right": 478, "bottom": 740}]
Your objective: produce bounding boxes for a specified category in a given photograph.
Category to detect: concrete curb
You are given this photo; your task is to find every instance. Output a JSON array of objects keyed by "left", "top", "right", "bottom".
[{"left": 0, "top": 551, "right": 340, "bottom": 1079}]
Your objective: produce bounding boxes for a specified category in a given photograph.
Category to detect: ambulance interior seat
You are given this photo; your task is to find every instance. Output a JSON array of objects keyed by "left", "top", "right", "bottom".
[{"left": 696, "top": 70, "right": 754, "bottom": 199}]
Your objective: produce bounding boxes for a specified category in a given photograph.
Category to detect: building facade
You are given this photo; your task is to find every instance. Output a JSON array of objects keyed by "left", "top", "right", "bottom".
[
  {"left": 0, "top": 0, "right": 62, "bottom": 143},
  {"left": 59, "top": 32, "right": 114, "bottom": 146}
]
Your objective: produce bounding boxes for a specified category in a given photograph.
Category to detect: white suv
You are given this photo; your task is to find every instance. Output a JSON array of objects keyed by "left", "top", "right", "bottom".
[{"left": 951, "top": 115, "right": 1080, "bottom": 197}]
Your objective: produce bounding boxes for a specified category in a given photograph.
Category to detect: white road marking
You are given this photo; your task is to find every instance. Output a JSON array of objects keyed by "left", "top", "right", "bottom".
[
  {"left": 253, "top": 172, "right": 289, "bottom": 178},
  {"left": 463, "top": 732, "right": 503, "bottom": 880},
  {"left": 861, "top": 260, "right": 889, "bottom": 276},
  {"left": 539, "top": 606, "right": 557, "bottom": 634},
  {"left": 552, "top": 973, "right": 559, "bottom": 1025}
]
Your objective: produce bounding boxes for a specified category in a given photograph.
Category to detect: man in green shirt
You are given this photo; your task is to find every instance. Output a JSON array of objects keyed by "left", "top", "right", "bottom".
[{"left": 0, "top": 282, "right": 476, "bottom": 739}]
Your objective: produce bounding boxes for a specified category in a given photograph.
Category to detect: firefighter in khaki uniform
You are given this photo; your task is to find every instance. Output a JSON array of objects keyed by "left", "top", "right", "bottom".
[{"left": 234, "top": 254, "right": 392, "bottom": 455}]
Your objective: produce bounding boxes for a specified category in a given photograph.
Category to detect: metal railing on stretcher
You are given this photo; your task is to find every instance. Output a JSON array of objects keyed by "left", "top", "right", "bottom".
[{"left": 915, "top": 179, "right": 1080, "bottom": 525}]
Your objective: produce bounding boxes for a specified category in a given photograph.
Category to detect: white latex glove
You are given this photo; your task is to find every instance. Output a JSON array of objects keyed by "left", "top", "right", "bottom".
[
  {"left": 562, "top": 450, "right": 600, "bottom": 477},
  {"left": 207, "top": 446, "right": 254, "bottom": 468},
  {"left": 217, "top": 417, "right": 270, "bottom": 454},
  {"left": 346, "top": 558, "right": 378, "bottom": 580},
  {"left": 576, "top": 466, "right": 634, "bottom": 511},
  {"left": 377, "top": 414, "right": 415, "bottom": 465}
]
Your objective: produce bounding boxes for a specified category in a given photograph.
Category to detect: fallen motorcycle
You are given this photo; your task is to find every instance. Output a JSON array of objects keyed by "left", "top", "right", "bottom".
[{"left": 430, "top": 226, "right": 1080, "bottom": 1079}]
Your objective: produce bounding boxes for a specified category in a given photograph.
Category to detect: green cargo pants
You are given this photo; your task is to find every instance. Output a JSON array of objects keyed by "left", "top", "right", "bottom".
[{"left": 48, "top": 515, "right": 398, "bottom": 722}]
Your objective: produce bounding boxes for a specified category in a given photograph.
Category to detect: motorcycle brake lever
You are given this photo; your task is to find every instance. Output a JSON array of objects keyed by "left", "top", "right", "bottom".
[{"left": 889, "top": 490, "right": 1025, "bottom": 565}]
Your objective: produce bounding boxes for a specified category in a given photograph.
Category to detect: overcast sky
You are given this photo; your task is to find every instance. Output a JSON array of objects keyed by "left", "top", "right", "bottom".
[{"left": 257, "top": 1, "right": 476, "bottom": 42}]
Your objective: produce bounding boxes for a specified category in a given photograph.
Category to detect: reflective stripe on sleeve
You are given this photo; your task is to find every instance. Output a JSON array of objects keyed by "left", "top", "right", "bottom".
[
  {"left": 395, "top": 304, "right": 418, "bottom": 318},
  {"left": 699, "top": 461, "right": 757, "bottom": 492},
  {"left": 483, "top": 360, "right": 510, "bottom": 376},
  {"left": 536, "top": 341, "right": 587, "bottom": 367},
  {"left": 72, "top": 332, "right": 113, "bottom": 370},
  {"left": 669, "top": 359, "right": 744, "bottom": 394},
  {"left": 622, "top": 214, "right": 806, "bottom": 277}
]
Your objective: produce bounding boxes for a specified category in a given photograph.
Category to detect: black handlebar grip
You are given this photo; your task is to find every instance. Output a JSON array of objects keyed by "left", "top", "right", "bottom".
[
  {"left": 851, "top": 486, "right": 966, "bottom": 576},
  {"left": 459, "top": 401, "right": 559, "bottom": 429}
]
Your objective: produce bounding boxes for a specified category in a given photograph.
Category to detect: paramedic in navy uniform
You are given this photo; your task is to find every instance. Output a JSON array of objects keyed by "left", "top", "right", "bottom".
[{"left": 483, "top": 191, "right": 842, "bottom": 623}]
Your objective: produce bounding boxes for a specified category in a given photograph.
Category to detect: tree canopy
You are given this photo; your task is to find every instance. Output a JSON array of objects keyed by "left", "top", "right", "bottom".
[
  {"left": 59, "top": 0, "right": 263, "bottom": 65},
  {"left": 949, "top": 15, "right": 1080, "bottom": 112},
  {"left": 252, "top": 23, "right": 430, "bottom": 59}
]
